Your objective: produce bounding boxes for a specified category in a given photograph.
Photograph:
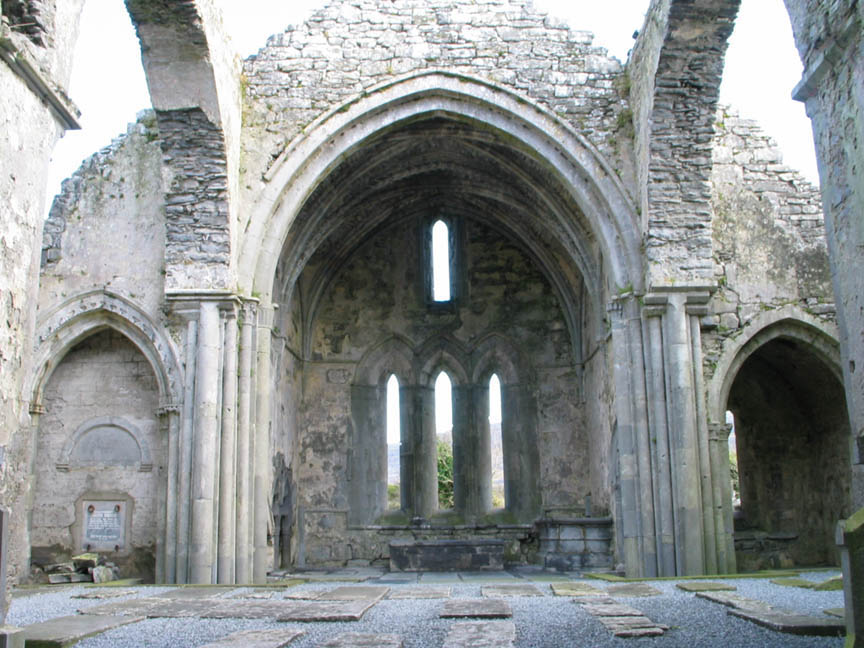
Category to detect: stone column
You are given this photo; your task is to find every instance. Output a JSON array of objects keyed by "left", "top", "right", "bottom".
[
  {"left": 158, "top": 404, "right": 181, "bottom": 584},
  {"left": 235, "top": 300, "right": 256, "bottom": 583},
  {"left": 189, "top": 301, "right": 222, "bottom": 583},
  {"left": 217, "top": 307, "right": 238, "bottom": 583},
  {"left": 411, "top": 386, "right": 437, "bottom": 518},
  {"left": 473, "top": 383, "right": 492, "bottom": 516},
  {"left": 662, "top": 293, "right": 705, "bottom": 575},
  {"left": 452, "top": 383, "right": 484, "bottom": 518},
  {"left": 642, "top": 306, "right": 676, "bottom": 575},
  {"left": 253, "top": 305, "right": 274, "bottom": 582},
  {"left": 708, "top": 422, "right": 736, "bottom": 574},
  {"left": 176, "top": 318, "right": 198, "bottom": 583},
  {"left": 500, "top": 383, "right": 540, "bottom": 522}
]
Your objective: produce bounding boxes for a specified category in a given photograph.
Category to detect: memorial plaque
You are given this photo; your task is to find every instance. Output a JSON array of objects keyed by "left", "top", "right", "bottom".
[{"left": 82, "top": 500, "right": 126, "bottom": 551}]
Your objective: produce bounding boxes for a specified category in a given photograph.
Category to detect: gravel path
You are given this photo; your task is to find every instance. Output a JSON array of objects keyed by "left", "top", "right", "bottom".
[{"left": 7, "top": 573, "right": 846, "bottom": 647}]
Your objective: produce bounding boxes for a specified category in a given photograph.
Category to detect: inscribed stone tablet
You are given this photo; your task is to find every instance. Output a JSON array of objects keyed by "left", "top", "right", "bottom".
[{"left": 82, "top": 500, "right": 126, "bottom": 551}]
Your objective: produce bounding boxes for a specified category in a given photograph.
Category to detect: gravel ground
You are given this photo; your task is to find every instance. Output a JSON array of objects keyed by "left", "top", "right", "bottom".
[{"left": 7, "top": 573, "right": 846, "bottom": 647}]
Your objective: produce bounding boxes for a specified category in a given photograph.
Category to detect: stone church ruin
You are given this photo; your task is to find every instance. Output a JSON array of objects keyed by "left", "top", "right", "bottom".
[{"left": 2, "top": 0, "right": 863, "bottom": 606}]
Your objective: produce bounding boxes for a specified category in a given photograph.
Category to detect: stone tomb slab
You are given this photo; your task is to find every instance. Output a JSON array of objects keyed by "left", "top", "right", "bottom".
[
  {"left": 317, "top": 586, "right": 389, "bottom": 602},
  {"left": 728, "top": 609, "right": 845, "bottom": 636},
  {"left": 601, "top": 617, "right": 668, "bottom": 638},
  {"left": 200, "top": 628, "right": 305, "bottom": 648},
  {"left": 550, "top": 582, "right": 604, "bottom": 597},
  {"left": 276, "top": 600, "right": 378, "bottom": 622},
  {"left": 317, "top": 632, "right": 404, "bottom": 647},
  {"left": 79, "top": 597, "right": 167, "bottom": 616},
  {"left": 21, "top": 614, "right": 143, "bottom": 647},
  {"left": 695, "top": 591, "right": 776, "bottom": 613},
  {"left": 442, "top": 621, "right": 516, "bottom": 648},
  {"left": 481, "top": 584, "right": 543, "bottom": 598},
  {"left": 388, "top": 586, "right": 451, "bottom": 599},
  {"left": 72, "top": 589, "right": 137, "bottom": 599},
  {"left": 676, "top": 581, "right": 736, "bottom": 592},
  {"left": 155, "top": 587, "right": 235, "bottom": 599},
  {"left": 825, "top": 607, "right": 845, "bottom": 618},
  {"left": 606, "top": 583, "right": 662, "bottom": 597},
  {"left": 440, "top": 599, "right": 512, "bottom": 619},
  {"left": 283, "top": 590, "right": 322, "bottom": 600},
  {"left": 231, "top": 590, "right": 276, "bottom": 600},
  {"left": 582, "top": 602, "right": 645, "bottom": 617}
]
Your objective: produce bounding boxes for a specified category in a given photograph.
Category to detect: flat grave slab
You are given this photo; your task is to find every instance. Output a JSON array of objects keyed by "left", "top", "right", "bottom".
[
  {"left": 606, "top": 583, "right": 662, "bottom": 597},
  {"left": 317, "top": 632, "right": 403, "bottom": 647},
  {"left": 388, "top": 586, "right": 451, "bottom": 599},
  {"left": 155, "top": 587, "right": 234, "bottom": 599},
  {"left": 317, "top": 586, "right": 389, "bottom": 602},
  {"left": 728, "top": 609, "right": 845, "bottom": 636},
  {"left": 600, "top": 616, "right": 668, "bottom": 638},
  {"left": 199, "top": 628, "right": 305, "bottom": 648},
  {"left": 582, "top": 602, "right": 645, "bottom": 617},
  {"left": 676, "top": 582, "right": 736, "bottom": 592},
  {"left": 79, "top": 597, "right": 166, "bottom": 616},
  {"left": 442, "top": 621, "right": 516, "bottom": 648},
  {"left": 440, "top": 599, "right": 512, "bottom": 619},
  {"left": 695, "top": 591, "right": 776, "bottom": 613},
  {"left": 72, "top": 589, "right": 137, "bottom": 599},
  {"left": 825, "top": 607, "right": 845, "bottom": 618},
  {"left": 21, "top": 614, "right": 143, "bottom": 647},
  {"left": 551, "top": 582, "right": 604, "bottom": 597},
  {"left": 283, "top": 590, "right": 322, "bottom": 600},
  {"left": 481, "top": 584, "right": 543, "bottom": 598},
  {"left": 276, "top": 600, "right": 378, "bottom": 622},
  {"left": 231, "top": 590, "right": 276, "bottom": 600},
  {"left": 419, "top": 573, "right": 462, "bottom": 584}
]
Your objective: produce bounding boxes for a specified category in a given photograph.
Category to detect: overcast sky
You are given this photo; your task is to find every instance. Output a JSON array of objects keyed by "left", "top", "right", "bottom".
[{"left": 45, "top": 0, "right": 818, "bottom": 211}]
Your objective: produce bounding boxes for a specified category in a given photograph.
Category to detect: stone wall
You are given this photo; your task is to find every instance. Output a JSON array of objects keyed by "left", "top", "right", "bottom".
[
  {"left": 240, "top": 0, "right": 636, "bottom": 237},
  {"left": 40, "top": 111, "right": 166, "bottom": 315},
  {"left": 783, "top": 0, "right": 864, "bottom": 508},
  {"left": 32, "top": 329, "right": 164, "bottom": 580}
]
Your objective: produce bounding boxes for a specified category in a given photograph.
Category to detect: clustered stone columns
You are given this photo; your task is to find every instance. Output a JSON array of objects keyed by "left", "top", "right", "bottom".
[
  {"left": 163, "top": 293, "right": 264, "bottom": 584},
  {"left": 611, "top": 289, "right": 733, "bottom": 577},
  {"left": 349, "top": 372, "right": 538, "bottom": 526}
]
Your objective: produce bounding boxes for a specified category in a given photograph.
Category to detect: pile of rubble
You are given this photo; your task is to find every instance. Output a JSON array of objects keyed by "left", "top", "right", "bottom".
[{"left": 36, "top": 553, "right": 120, "bottom": 584}]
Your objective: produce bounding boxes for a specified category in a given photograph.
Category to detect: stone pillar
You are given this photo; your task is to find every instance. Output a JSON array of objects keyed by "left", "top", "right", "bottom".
[
  {"left": 158, "top": 404, "right": 181, "bottom": 584},
  {"left": 348, "top": 384, "right": 386, "bottom": 523},
  {"left": 235, "top": 300, "right": 256, "bottom": 583},
  {"left": 452, "top": 383, "right": 489, "bottom": 518},
  {"left": 410, "top": 386, "right": 437, "bottom": 518},
  {"left": 253, "top": 305, "right": 274, "bottom": 582},
  {"left": 708, "top": 422, "right": 736, "bottom": 574},
  {"left": 398, "top": 385, "right": 415, "bottom": 514},
  {"left": 189, "top": 301, "right": 222, "bottom": 583},
  {"left": 176, "top": 318, "right": 198, "bottom": 583},
  {"left": 837, "top": 508, "right": 864, "bottom": 648},
  {"left": 500, "top": 383, "right": 540, "bottom": 522},
  {"left": 473, "top": 383, "right": 492, "bottom": 516},
  {"left": 217, "top": 308, "right": 239, "bottom": 583},
  {"left": 662, "top": 293, "right": 705, "bottom": 575}
]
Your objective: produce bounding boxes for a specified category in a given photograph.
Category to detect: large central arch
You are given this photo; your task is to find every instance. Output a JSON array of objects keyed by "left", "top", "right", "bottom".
[{"left": 239, "top": 71, "right": 643, "bottom": 303}]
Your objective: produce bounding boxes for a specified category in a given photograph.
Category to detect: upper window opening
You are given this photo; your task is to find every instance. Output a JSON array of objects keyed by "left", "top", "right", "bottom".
[{"left": 431, "top": 220, "right": 451, "bottom": 302}]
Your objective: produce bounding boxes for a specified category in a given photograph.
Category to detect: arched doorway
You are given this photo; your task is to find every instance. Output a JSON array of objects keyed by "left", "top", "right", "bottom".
[{"left": 725, "top": 330, "right": 850, "bottom": 569}]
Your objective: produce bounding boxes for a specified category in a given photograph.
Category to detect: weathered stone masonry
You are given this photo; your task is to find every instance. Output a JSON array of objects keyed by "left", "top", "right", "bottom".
[{"left": 1, "top": 1, "right": 862, "bottom": 616}]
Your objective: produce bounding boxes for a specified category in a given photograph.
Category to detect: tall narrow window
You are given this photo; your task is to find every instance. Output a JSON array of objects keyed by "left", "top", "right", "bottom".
[
  {"left": 434, "top": 371, "right": 454, "bottom": 509},
  {"left": 489, "top": 374, "right": 505, "bottom": 508},
  {"left": 431, "top": 220, "right": 451, "bottom": 302},
  {"left": 386, "top": 375, "right": 401, "bottom": 509}
]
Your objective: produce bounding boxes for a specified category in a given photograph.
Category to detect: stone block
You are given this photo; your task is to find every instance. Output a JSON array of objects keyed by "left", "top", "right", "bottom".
[
  {"left": 388, "top": 587, "right": 451, "bottom": 599},
  {"left": 606, "top": 583, "right": 661, "bottom": 597},
  {"left": 675, "top": 582, "right": 736, "bottom": 592},
  {"left": 728, "top": 609, "right": 845, "bottom": 636},
  {"left": 480, "top": 584, "right": 543, "bottom": 598},
  {"left": 389, "top": 539, "right": 505, "bottom": 572}
]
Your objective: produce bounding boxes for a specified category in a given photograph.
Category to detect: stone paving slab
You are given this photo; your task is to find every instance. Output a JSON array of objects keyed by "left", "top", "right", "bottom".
[
  {"left": 317, "top": 632, "right": 403, "bottom": 647},
  {"left": 79, "top": 597, "right": 167, "bottom": 616},
  {"left": 276, "top": 600, "right": 378, "bottom": 622},
  {"left": 550, "top": 582, "right": 605, "bottom": 597},
  {"left": 481, "top": 584, "right": 543, "bottom": 598},
  {"left": 572, "top": 595, "right": 617, "bottom": 606},
  {"left": 728, "top": 609, "right": 845, "bottom": 636},
  {"left": 695, "top": 591, "right": 776, "bottom": 613},
  {"left": 388, "top": 586, "right": 451, "bottom": 599},
  {"left": 606, "top": 583, "right": 662, "bottom": 597},
  {"left": 825, "top": 607, "right": 845, "bottom": 618},
  {"left": 582, "top": 602, "right": 646, "bottom": 617},
  {"left": 21, "top": 614, "right": 144, "bottom": 647},
  {"left": 317, "top": 586, "right": 389, "bottom": 602},
  {"left": 72, "top": 589, "right": 137, "bottom": 599},
  {"left": 440, "top": 599, "right": 512, "bottom": 619},
  {"left": 675, "top": 582, "right": 736, "bottom": 592},
  {"left": 231, "top": 590, "right": 276, "bottom": 600},
  {"left": 155, "top": 587, "right": 235, "bottom": 599},
  {"left": 419, "top": 573, "right": 462, "bottom": 584},
  {"left": 199, "top": 627, "right": 306, "bottom": 648},
  {"left": 283, "top": 590, "right": 322, "bottom": 600},
  {"left": 442, "top": 621, "right": 516, "bottom": 648}
]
